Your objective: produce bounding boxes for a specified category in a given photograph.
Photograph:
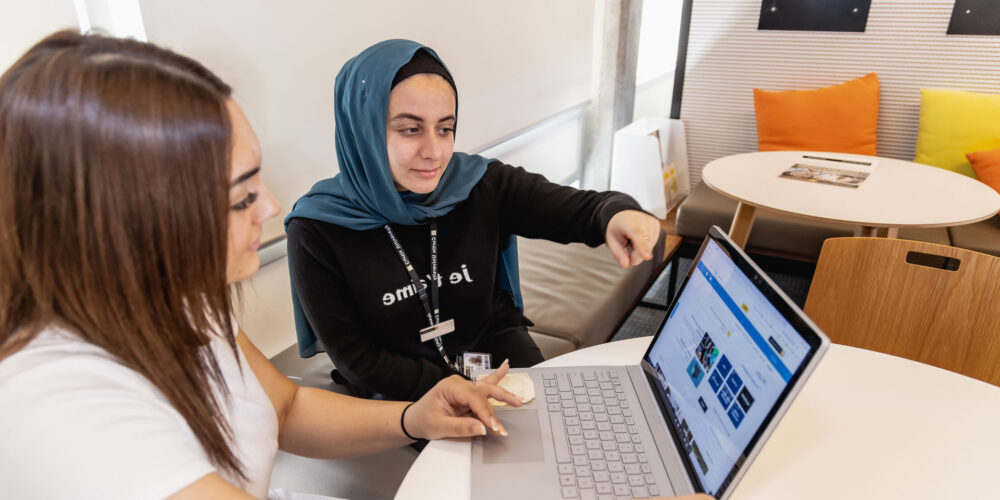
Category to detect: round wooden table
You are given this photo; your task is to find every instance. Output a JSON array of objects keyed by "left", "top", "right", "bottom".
[
  {"left": 395, "top": 337, "right": 1000, "bottom": 500},
  {"left": 701, "top": 151, "right": 1000, "bottom": 248}
]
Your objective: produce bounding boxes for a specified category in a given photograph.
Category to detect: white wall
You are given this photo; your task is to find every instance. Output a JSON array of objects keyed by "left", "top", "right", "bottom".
[
  {"left": 0, "top": 0, "right": 79, "bottom": 72},
  {"left": 138, "top": 0, "right": 596, "bottom": 242},
  {"left": 478, "top": 108, "right": 585, "bottom": 185}
]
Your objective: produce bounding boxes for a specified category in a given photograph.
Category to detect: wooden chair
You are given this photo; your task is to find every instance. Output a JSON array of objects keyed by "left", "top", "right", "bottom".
[{"left": 804, "top": 237, "right": 1000, "bottom": 386}]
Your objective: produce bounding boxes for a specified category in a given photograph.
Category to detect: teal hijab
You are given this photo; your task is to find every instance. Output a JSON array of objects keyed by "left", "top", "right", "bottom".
[{"left": 285, "top": 39, "right": 522, "bottom": 358}]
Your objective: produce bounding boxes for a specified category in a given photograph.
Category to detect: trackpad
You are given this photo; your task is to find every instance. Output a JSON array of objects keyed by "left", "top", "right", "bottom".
[{"left": 482, "top": 409, "right": 544, "bottom": 464}]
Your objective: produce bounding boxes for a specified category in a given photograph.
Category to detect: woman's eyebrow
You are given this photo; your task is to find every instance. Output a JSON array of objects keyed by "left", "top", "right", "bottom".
[
  {"left": 388, "top": 113, "right": 455, "bottom": 124},
  {"left": 389, "top": 113, "right": 424, "bottom": 122},
  {"left": 230, "top": 166, "right": 260, "bottom": 187}
]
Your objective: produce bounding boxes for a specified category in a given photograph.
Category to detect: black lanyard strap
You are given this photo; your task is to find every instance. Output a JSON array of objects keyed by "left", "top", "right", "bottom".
[
  {"left": 430, "top": 225, "right": 440, "bottom": 323},
  {"left": 384, "top": 222, "right": 451, "bottom": 368}
]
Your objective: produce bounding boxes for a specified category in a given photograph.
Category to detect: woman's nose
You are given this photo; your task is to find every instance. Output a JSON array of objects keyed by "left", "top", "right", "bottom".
[
  {"left": 420, "top": 133, "right": 444, "bottom": 161},
  {"left": 256, "top": 187, "right": 280, "bottom": 221}
]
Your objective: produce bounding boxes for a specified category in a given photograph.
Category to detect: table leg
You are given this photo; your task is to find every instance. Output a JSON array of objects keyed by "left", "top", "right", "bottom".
[
  {"left": 729, "top": 202, "right": 756, "bottom": 248},
  {"left": 876, "top": 227, "right": 899, "bottom": 238},
  {"left": 855, "top": 226, "right": 878, "bottom": 237},
  {"left": 856, "top": 226, "right": 899, "bottom": 238}
]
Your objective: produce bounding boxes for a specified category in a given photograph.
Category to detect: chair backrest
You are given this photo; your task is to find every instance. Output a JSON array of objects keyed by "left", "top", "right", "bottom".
[{"left": 805, "top": 237, "right": 1000, "bottom": 386}]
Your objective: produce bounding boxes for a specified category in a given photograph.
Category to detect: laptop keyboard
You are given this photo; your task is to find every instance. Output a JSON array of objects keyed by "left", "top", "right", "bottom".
[{"left": 543, "top": 370, "right": 660, "bottom": 500}]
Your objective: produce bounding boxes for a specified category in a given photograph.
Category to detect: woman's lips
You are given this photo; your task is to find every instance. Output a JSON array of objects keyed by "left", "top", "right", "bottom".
[{"left": 412, "top": 167, "right": 439, "bottom": 179}]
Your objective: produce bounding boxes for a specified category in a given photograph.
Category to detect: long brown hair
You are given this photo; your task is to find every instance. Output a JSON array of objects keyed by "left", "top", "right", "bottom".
[{"left": 0, "top": 31, "right": 245, "bottom": 479}]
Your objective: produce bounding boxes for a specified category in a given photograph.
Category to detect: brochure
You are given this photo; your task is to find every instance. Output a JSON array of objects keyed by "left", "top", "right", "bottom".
[{"left": 779, "top": 155, "right": 874, "bottom": 188}]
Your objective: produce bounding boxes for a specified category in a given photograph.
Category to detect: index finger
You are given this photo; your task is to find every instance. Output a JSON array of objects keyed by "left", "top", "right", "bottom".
[
  {"left": 641, "top": 220, "right": 660, "bottom": 259},
  {"left": 637, "top": 237, "right": 655, "bottom": 260},
  {"left": 477, "top": 358, "right": 510, "bottom": 385},
  {"left": 628, "top": 236, "right": 654, "bottom": 264},
  {"left": 479, "top": 380, "right": 524, "bottom": 407},
  {"left": 462, "top": 383, "right": 509, "bottom": 436}
]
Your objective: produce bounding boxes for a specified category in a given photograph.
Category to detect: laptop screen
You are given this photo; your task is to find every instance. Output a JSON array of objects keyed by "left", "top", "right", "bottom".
[{"left": 641, "top": 232, "right": 821, "bottom": 497}]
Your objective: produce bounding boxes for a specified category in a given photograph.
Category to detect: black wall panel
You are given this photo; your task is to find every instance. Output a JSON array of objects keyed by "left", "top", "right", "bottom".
[
  {"left": 758, "top": 0, "right": 871, "bottom": 32},
  {"left": 948, "top": 0, "right": 1000, "bottom": 36}
]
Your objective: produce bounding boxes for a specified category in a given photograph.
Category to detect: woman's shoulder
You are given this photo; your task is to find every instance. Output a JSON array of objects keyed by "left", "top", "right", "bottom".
[
  {"left": 285, "top": 216, "right": 381, "bottom": 270},
  {"left": 482, "top": 159, "right": 519, "bottom": 178},
  {"left": 286, "top": 216, "right": 367, "bottom": 261},
  {"left": 286, "top": 213, "right": 383, "bottom": 243},
  {"left": 0, "top": 326, "right": 161, "bottom": 397},
  {"left": 475, "top": 159, "right": 535, "bottom": 191},
  {"left": 2, "top": 327, "right": 116, "bottom": 374},
  {"left": 287, "top": 214, "right": 350, "bottom": 237},
  {"left": 0, "top": 326, "right": 217, "bottom": 499},
  {"left": 473, "top": 159, "right": 559, "bottom": 201}
]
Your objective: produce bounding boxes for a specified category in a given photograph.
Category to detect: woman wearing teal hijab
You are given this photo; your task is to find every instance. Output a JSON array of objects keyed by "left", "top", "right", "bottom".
[{"left": 286, "top": 40, "right": 660, "bottom": 400}]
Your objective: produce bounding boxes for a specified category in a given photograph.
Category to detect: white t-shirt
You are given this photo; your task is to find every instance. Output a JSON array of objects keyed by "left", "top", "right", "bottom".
[{"left": 0, "top": 325, "right": 279, "bottom": 499}]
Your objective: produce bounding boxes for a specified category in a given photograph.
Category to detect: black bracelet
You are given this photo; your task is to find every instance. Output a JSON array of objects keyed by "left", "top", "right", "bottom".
[{"left": 400, "top": 402, "right": 418, "bottom": 441}]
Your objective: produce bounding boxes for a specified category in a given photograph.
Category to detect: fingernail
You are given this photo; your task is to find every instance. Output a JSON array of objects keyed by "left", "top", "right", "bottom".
[
  {"left": 500, "top": 426, "right": 509, "bottom": 437},
  {"left": 479, "top": 424, "right": 487, "bottom": 436},
  {"left": 502, "top": 358, "right": 509, "bottom": 367},
  {"left": 491, "top": 417, "right": 500, "bottom": 432}
]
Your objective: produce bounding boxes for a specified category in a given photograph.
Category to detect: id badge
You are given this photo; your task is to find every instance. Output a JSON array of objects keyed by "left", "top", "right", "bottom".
[
  {"left": 419, "top": 318, "right": 455, "bottom": 343},
  {"left": 459, "top": 352, "right": 492, "bottom": 378}
]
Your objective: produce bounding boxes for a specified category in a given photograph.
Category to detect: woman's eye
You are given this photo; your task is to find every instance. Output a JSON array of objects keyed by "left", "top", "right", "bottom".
[
  {"left": 231, "top": 191, "right": 259, "bottom": 211},
  {"left": 400, "top": 127, "right": 420, "bottom": 135},
  {"left": 438, "top": 127, "right": 454, "bottom": 135}
]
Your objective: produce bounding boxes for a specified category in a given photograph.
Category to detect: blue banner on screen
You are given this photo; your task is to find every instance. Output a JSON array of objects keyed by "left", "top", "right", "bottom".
[{"left": 697, "top": 261, "right": 792, "bottom": 382}]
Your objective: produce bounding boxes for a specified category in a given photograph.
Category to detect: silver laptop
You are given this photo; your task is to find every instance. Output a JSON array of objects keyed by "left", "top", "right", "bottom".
[{"left": 472, "top": 226, "right": 829, "bottom": 500}]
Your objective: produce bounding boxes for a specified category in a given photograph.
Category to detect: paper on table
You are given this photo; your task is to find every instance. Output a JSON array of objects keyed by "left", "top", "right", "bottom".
[
  {"left": 475, "top": 372, "right": 536, "bottom": 406},
  {"left": 780, "top": 163, "right": 870, "bottom": 188},
  {"left": 780, "top": 154, "right": 877, "bottom": 189}
]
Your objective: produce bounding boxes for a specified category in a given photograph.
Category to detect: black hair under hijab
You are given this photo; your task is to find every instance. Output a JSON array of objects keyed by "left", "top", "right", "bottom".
[{"left": 390, "top": 48, "right": 457, "bottom": 94}]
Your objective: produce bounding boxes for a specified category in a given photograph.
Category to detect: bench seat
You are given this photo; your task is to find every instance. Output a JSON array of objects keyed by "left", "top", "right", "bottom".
[
  {"left": 518, "top": 234, "right": 667, "bottom": 359},
  {"left": 949, "top": 215, "right": 1000, "bottom": 258}
]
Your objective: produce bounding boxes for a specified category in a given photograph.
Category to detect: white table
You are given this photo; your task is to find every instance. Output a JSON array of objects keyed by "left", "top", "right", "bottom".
[
  {"left": 701, "top": 151, "right": 1000, "bottom": 247},
  {"left": 395, "top": 337, "right": 1000, "bottom": 500}
]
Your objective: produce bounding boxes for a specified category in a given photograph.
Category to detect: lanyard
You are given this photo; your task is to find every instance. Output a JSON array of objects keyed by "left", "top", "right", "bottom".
[{"left": 384, "top": 222, "right": 452, "bottom": 368}]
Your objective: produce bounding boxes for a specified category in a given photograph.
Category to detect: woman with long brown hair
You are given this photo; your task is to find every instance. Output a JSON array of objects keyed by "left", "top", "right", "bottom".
[{"left": 0, "top": 31, "right": 519, "bottom": 499}]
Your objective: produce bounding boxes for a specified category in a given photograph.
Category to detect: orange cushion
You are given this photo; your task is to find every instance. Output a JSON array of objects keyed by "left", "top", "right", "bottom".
[
  {"left": 966, "top": 147, "right": 1000, "bottom": 213},
  {"left": 754, "top": 73, "right": 879, "bottom": 155}
]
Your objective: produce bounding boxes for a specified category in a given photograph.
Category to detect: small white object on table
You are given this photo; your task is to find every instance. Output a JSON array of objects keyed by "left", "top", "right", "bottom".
[
  {"left": 395, "top": 337, "right": 1000, "bottom": 500},
  {"left": 701, "top": 151, "right": 1000, "bottom": 247}
]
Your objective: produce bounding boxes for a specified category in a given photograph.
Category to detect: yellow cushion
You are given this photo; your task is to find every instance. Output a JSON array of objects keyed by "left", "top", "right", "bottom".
[
  {"left": 753, "top": 73, "right": 879, "bottom": 155},
  {"left": 966, "top": 147, "right": 1000, "bottom": 214},
  {"left": 914, "top": 89, "right": 1000, "bottom": 178}
]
